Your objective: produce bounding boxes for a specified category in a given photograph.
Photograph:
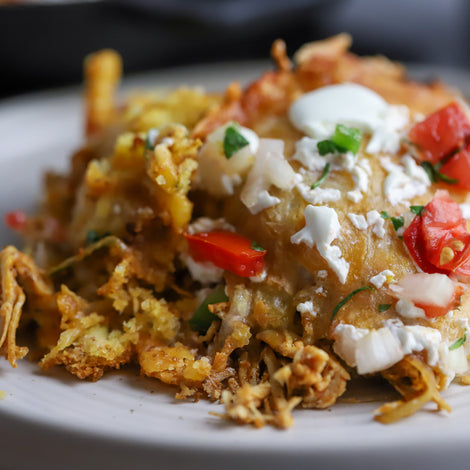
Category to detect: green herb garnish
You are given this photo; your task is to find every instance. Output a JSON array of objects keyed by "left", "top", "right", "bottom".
[
  {"left": 449, "top": 333, "right": 467, "bottom": 351},
  {"left": 391, "top": 216, "right": 404, "bottom": 231},
  {"left": 317, "top": 140, "right": 343, "bottom": 156},
  {"left": 48, "top": 235, "right": 122, "bottom": 276},
  {"left": 189, "top": 285, "right": 229, "bottom": 335},
  {"left": 381, "top": 211, "right": 404, "bottom": 231},
  {"left": 250, "top": 241, "right": 265, "bottom": 252},
  {"left": 331, "top": 124, "right": 363, "bottom": 155},
  {"left": 317, "top": 124, "right": 363, "bottom": 156},
  {"left": 331, "top": 286, "right": 375, "bottom": 320},
  {"left": 421, "top": 161, "right": 459, "bottom": 185},
  {"left": 223, "top": 125, "right": 249, "bottom": 159},
  {"left": 311, "top": 163, "right": 331, "bottom": 189},
  {"left": 378, "top": 304, "right": 392, "bottom": 312},
  {"left": 410, "top": 205, "right": 425, "bottom": 216}
]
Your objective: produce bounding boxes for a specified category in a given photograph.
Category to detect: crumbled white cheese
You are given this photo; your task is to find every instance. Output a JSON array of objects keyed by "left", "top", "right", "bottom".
[
  {"left": 296, "top": 300, "right": 317, "bottom": 317},
  {"left": 347, "top": 190, "right": 363, "bottom": 203},
  {"left": 351, "top": 164, "right": 369, "bottom": 194},
  {"left": 333, "top": 318, "right": 451, "bottom": 376},
  {"left": 317, "top": 270, "right": 328, "bottom": 279},
  {"left": 247, "top": 190, "right": 281, "bottom": 214},
  {"left": 292, "top": 138, "right": 370, "bottom": 201},
  {"left": 395, "top": 299, "right": 426, "bottom": 319},
  {"left": 180, "top": 253, "right": 224, "bottom": 285},
  {"left": 347, "top": 210, "right": 386, "bottom": 238},
  {"left": 386, "top": 319, "right": 442, "bottom": 366},
  {"left": 381, "top": 154, "right": 430, "bottom": 206},
  {"left": 365, "top": 105, "right": 409, "bottom": 154},
  {"left": 355, "top": 328, "right": 404, "bottom": 374},
  {"left": 366, "top": 210, "right": 386, "bottom": 238},
  {"left": 369, "top": 270, "right": 394, "bottom": 289},
  {"left": 296, "top": 176, "right": 341, "bottom": 205},
  {"left": 291, "top": 205, "right": 349, "bottom": 283},
  {"left": 315, "top": 286, "right": 324, "bottom": 294},
  {"left": 347, "top": 213, "right": 368, "bottom": 230},
  {"left": 187, "top": 217, "right": 235, "bottom": 234},
  {"left": 332, "top": 324, "right": 369, "bottom": 367}
]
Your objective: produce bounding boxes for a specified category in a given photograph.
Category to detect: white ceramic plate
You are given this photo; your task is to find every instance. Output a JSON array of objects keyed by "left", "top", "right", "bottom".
[{"left": 1, "top": 62, "right": 470, "bottom": 470}]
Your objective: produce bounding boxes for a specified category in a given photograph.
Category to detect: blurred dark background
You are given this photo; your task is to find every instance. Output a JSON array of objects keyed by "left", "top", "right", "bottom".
[{"left": 1, "top": 0, "right": 469, "bottom": 99}]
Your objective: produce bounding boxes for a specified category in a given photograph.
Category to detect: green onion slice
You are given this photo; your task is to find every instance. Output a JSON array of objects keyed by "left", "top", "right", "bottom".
[
  {"left": 331, "top": 124, "right": 363, "bottom": 155},
  {"left": 189, "top": 285, "right": 229, "bottom": 334},
  {"left": 317, "top": 140, "right": 343, "bottom": 156},
  {"left": 311, "top": 163, "right": 331, "bottom": 189},
  {"left": 331, "top": 286, "right": 375, "bottom": 320},
  {"left": 223, "top": 125, "right": 249, "bottom": 159},
  {"left": 449, "top": 333, "right": 467, "bottom": 351}
]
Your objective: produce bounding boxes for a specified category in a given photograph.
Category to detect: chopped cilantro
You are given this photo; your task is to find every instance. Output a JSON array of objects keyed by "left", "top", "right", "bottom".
[
  {"left": 449, "top": 333, "right": 467, "bottom": 351},
  {"left": 391, "top": 216, "right": 404, "bottom": 231},
  {"left": 311, "top": 163, "right": 331, "bottom": 189},
  {"left": 250, "top": 241, "right": 265, "bottom": 252},
  {"left": 223, "top": 125, "right": 249, "bottom": 159},
  {"left": 410, "top": 205, "right": 425, "bottom": 216},
  {"left": 378, "top": 304, "right": 392, "bottom": 312},
  {"left": 331, "top": 286, "right": 375, "bottom": 320},
  {"left": 380, "top": 211, "right": 390, "bottom": 219}
]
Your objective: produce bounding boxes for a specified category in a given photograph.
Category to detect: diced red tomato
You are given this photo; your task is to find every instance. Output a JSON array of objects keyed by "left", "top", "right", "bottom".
[
  {"left": 4, "top": 210, "right": 27, "bottom": 231},
  {"left": 408, "top": 102, "right": 470, "bottom": 164},
  {"left": 402, "top": 215, "right": 446, "bottom": 275},
  {"left": 439, "top": 141, "right": 470, "bottom": 190},
  {"left": 184, "top": 230, "right": 266, "bottom": 278},
  {"left": 403, "top": 191, "right": 470, "bottom": 279}
]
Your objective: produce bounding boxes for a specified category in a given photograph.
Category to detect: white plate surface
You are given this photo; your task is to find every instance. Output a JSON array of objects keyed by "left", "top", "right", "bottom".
[{"left": 1, "top": 62, "right": 470, "bottom": 470}]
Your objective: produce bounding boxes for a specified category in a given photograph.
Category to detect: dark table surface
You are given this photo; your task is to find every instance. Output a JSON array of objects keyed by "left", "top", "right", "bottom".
[{"left": 1, "top": 0, "right": 470, "bottom": 99}]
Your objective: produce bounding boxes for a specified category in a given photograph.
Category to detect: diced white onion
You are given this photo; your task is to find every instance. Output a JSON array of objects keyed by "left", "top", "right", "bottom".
[{"left": 390, "top": 273, "right": 456, "bottom": 308}]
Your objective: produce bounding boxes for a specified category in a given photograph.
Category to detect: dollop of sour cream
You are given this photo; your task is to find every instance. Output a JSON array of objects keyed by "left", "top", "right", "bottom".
[
  {"left": 288, "top": 83, "right": 409, "bottom": 154},
  {"left": 289, "top": 83, "right": 388, "bottom": 135},
  {"left": 195, "top": 122, "right": 259, "bottom": 197}
]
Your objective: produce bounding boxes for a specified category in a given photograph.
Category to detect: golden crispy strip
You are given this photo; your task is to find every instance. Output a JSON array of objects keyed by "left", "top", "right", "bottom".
[
  {"left": 375, "top": 356, "right": 451, "bottom": 424},
  {"left": 0, "top": 246, "right": 53, "bottom": 366},
  {"left": 84, "top": 49, "right": 122, "bottom": 136},
  {"left": 193, "top": 34, "right": 456, "bottom": 140}
]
